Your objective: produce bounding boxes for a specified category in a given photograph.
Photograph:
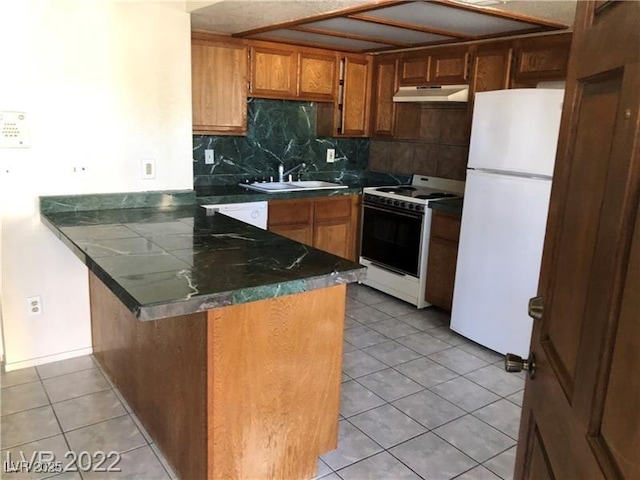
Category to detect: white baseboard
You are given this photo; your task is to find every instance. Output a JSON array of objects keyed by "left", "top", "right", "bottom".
[{"left": 3, "top": 346, "right": 93, "bottom": 372}]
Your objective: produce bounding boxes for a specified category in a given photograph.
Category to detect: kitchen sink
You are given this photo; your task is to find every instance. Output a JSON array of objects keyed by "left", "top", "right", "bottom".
[{"left": 239, "top": 180, "right": 348, "bottom": 193}]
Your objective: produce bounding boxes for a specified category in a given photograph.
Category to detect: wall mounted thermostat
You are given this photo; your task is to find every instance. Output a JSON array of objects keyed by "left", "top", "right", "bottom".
[{"left": 1, "top": 111, "right": 30, "bottom": 148}]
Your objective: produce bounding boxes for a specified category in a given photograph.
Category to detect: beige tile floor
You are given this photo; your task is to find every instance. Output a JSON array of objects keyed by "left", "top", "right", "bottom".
[{"left": 1, "top": 284, "right": 524, "bottom": 479}]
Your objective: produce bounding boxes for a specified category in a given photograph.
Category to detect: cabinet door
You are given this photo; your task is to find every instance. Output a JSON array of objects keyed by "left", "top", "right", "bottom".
[
  {"left": 298, "top": 51, "right": 337, "bottom": 101},
  {"left": 371, "top": 58, "right": 398, "bottom": 137},
  {"left": 425, "top": 211, "right": 461, "bottom": 310},
  {"left": 313, "top": 196, "right": 358, "bottom": 260},
  {"left": 511, "top": 33, "right": 572, "bottom": 86},
  {"left": 425, "top": 238, "right": 459, "bottom": 310},
  {"left": 269, "top": 223, "right": 313, "bottom": 245},
  {"left": 429, "top": 47, "right": 470, "bottom": 84},
  {"left": 191, "top": 41, "right": 247, "bottom": 135},
  {"left": 314, "top": 220, "right": 351, "bottom": 259},
  {"left": 471, "top": 43, "right": 513, "bottom": 94},
  {"left": 249, "top": 45, "right": 297, "bottom": 98},
  {"left": 398, "top": 55, "right": 430, "bottom": 86},
  {"left": 340, "top": 56, "right": 370, "bottom": 137}
]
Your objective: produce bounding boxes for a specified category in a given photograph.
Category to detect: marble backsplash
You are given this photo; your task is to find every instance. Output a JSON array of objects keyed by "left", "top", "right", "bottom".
[{"left": 193, "top": 99, "right": 369, "bottom": 187}]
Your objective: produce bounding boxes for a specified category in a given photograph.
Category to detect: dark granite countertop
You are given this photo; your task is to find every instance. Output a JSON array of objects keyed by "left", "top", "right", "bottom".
[
  {"left": 195, "top": 184, "right": 362, "bottom": 205},
  {"left": 41, "top": 204, "right": 366, "bottom": 321},
  {"left": 429, "top": 197, "right": 464, "bottom": 217}
]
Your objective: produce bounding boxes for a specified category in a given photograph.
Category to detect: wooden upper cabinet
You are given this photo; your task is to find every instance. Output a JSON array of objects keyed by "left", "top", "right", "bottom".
[
  {"left": 371, "top": 57, "right": 398, "bottom": 137},
  {"left": 471, "top": 42, "right": 513, "bottom": 94},
  {"left": 249, "top": 41, "right": 339, "bottom": 101},
  {"left": 429, "top": 47, "right": 470, "bottom": 84},
  {"left": 339, "top": 55, "right": 371, "bottom": 137},
  {"left": 398, "top": 55, "right": 430, "bottom": 86},
  {"left": 191, "top": 37, "right": 247, "bottom": 136},
  {"left": 511, "top": 33, "right": 572, "bottom": 86},
  {"left": 297, "top": 51, "right": 337, "bottom": 101},
  {"left": 249, "top": 45, "right": 297, "bottom": 98}
]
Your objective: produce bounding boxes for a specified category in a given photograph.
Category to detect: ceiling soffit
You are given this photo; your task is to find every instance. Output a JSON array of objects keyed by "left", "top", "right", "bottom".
[{"left": 231, "top": 0, "right": 569, "bottom": 53}]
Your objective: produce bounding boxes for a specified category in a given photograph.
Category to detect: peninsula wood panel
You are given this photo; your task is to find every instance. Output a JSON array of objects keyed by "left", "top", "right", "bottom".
[
  {"left": 269, "top": 223, "right": 313, "bottom": 245},
  {"left": 208, "top": 286, "right": 345, "bottom": 480},
  {"left": 89, "top": 272, "right": 209, "bottom": 480},
  {"left": 191, "top": 39, "right": 247, "bottom": 135}
]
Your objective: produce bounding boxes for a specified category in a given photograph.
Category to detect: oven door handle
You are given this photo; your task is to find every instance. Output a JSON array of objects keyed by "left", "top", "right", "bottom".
[
  {"left": 363, "top": 204, "right": 424, "bottom": 220},
  {"left": 369, "top": 261, "right": 408, "bottom": 277}
]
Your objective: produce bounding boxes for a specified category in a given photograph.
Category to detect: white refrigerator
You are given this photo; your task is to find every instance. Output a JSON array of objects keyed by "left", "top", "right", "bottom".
[{"left": 450, "top": 88, "right": 564, "bottom": 358}]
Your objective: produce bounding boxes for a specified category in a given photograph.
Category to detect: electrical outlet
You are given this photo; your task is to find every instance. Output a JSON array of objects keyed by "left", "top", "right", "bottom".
[
  {"left": 142, "top": 158, "right": 155, "bottom": 179},
  {"left": 204, "top": 149, "right": 215, "bottom": 165},
  {"left": 326, "top": 148, "right": 335, "bottom": 163},
  {"left": 27, "top": 296, "right": 42, "bottom": 316}
]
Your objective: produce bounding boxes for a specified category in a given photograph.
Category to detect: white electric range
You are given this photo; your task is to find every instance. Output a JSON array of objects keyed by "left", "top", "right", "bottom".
[{"left": 360, "top": 175, "right": 465, "bottom": 308}]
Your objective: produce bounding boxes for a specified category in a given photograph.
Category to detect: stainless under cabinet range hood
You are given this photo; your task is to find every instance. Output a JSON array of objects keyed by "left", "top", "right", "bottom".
[{"left": 393, "top": 85, "right": 469, "bottom": 103}]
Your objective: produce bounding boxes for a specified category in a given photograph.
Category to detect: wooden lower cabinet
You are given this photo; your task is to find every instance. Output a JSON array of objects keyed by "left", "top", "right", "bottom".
[
  {"left": 268, "top": 195, "right": 360, "bottom": 261},
  {"left": 425, "top": 210, "right": 461, "bottom": 311},
  {"left": 90, "top": 272, "right": 345, "bottom": 480}
]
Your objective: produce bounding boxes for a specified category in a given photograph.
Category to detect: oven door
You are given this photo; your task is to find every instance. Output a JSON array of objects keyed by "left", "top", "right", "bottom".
[{"left": 361, "top": 203, "right": 424, "bottom": 277}]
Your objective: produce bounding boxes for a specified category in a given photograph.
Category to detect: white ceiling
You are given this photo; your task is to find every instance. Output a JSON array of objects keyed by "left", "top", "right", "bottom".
[{"left": 190, "top": 1, "right": 577, "bottom": 52}]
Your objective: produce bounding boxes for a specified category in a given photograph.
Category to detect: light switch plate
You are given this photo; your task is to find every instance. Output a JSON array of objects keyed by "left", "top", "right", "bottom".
[
  {"left": 326, "top": 148, "right": 335, "bottom": 163},
  {"left": 1, "top": 111, "right": 30, "bottom": 148}
]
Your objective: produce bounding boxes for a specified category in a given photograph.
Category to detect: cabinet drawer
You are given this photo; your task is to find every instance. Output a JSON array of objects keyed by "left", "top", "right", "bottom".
[
  {"left": 314, "top": 197, "right": 352, "bottom": 221},
  {"left": 430, "top": 211, "right": 461, "bottom": 242},
  {"left": 268, "top": 200, "right": 312, "bottom": 225}
]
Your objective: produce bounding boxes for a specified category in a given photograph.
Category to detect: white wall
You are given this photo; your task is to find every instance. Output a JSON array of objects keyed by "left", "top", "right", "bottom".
[{"left": 0, "top": 0, "right": 193, "bottom": 371}]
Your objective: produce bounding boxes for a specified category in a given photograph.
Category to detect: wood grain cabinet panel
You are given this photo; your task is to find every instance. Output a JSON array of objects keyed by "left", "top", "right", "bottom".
[
  {"left": 371, "top": 57, "right": 398, "bottom": 137},
  {"left": 429, "top": 47, "right": 470, "bottom": 84},
  {"left": 511, "top": 33, "right": 572, "bottom": 86},
  {"left": 191, "top": 37, "right": 247, "bottom": 135},
  {"left": 425, "top": 210, "right": 461, "bottom": 311},
  {"left": 471, "top": 43, "right": 513, "bottom": 94},
  {"left": 250, "top": 45, "right": 297, "bottom": 98},
  {"left": 268, "top": 195, "right": 360, "bottom": 261},
  {"left": 340, "top": 55, "right": 371, "bottom": 137},
  {"left": 398, "top": 55, "right": 430, "bottom": 86},
  {"left": 298, "top": 52, "right": 337, "bottom": 101}
]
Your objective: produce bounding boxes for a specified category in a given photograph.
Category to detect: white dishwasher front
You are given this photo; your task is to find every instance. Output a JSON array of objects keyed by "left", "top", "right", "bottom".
[{"left": 201, "top": 201, "right": 268, "bottom": 230}]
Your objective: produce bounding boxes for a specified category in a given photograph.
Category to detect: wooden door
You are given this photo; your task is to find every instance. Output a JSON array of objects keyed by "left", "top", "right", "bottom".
[
  {"left": 191, "top": 39, "right": 247, "bottom": 135},
  {"left": 249, "top": 45, "right": 297, "bottom": 98},
  {"left": 297, "top": 51, "right": 337, "bottom": 101},
  {"left": 340, "top": 55, "right": 370, "bottom": 137},
  {"left": 371, "top": 57, "right": 398, "bottom": 137},
  {"left": 515, "top": 2, "right": 640, "bottom": 479}
]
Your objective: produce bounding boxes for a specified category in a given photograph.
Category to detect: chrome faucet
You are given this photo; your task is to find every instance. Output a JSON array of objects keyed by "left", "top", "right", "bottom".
[{"left": 278, "top": 162, "right": 306, "bottom": 182}]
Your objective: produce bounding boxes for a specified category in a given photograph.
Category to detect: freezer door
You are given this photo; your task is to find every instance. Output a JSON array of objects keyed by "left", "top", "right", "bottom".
[
  {"left": 469, "top": 89, "right": 564, "bottom": 177},
  {"left": 450, "top": 169, "right": 551, "bottom": 357}
]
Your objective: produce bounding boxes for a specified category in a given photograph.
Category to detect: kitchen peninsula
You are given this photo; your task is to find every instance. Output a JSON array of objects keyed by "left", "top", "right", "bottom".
[{"left": 40, "top": 192, "right": 366, "bottom": 480}]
